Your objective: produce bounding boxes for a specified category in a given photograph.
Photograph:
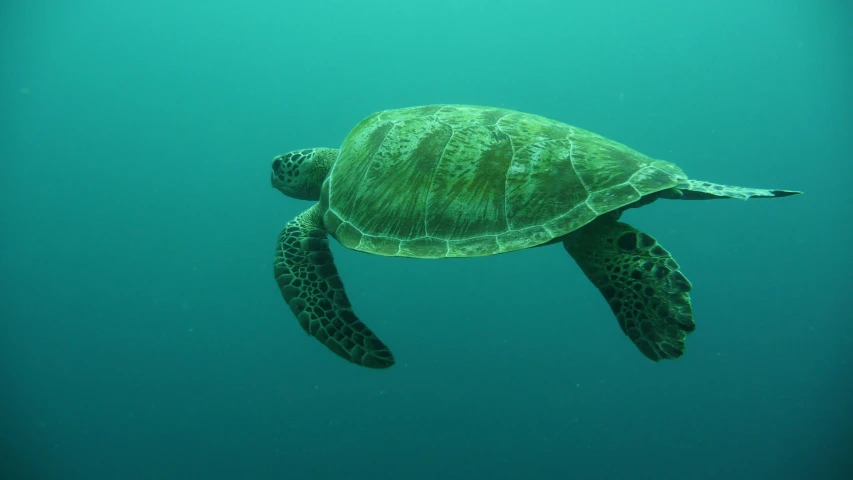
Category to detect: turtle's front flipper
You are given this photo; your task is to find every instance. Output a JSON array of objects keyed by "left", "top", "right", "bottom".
[
  {"left": 664, "top": 179, "right": 802, "bottom": 201},
  {"left": 274, "top": 204, "right": 395, "bottom": 368},
  {"left": 563, "top": 217, "right": 695, "bottom": 361}
]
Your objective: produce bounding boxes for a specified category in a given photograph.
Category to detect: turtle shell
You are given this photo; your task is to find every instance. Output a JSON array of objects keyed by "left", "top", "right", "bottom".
[{"left": 320, "top": 105, "right": 686, "bottom": 258}]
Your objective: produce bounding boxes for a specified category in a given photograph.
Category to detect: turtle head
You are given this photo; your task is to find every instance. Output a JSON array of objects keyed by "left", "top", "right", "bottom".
[{"left": 271, "top": 148, "right": 338, "bottom": 201}]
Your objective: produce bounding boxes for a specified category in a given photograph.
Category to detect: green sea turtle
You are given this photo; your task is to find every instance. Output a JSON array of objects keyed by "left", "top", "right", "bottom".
[{"left": 270, "top": 104, "right": 800, "bottom": 369}]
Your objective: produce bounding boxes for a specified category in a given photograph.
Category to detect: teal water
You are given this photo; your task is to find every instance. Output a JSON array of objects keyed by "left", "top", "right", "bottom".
[{"left": 2, "top": 1, "right": 851, "bottom": 478}]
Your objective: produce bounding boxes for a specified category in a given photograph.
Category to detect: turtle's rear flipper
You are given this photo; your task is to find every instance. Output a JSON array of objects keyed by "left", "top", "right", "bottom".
[
  {"left": 274, "top": 204, "right": 395, "bottom": 368},
  {"left": 564, "top": 216, "right": 695, "bottom": 361},
  {"left": 665, "top": 179, "right": 802, "bottom": 200}
]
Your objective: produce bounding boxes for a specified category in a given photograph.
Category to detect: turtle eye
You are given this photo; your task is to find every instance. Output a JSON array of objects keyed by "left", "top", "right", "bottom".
[{"left": 272, "top": 158, "right": 282, "bottom": 172}]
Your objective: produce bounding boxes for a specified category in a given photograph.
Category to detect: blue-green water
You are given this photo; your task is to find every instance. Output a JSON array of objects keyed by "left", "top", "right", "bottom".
[{"left": 2, "top": 1, "right": 851, "bottom": 478}]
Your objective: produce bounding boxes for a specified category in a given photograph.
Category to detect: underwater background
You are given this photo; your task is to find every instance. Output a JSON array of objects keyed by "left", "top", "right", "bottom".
[{"left": 2, "top": 0, "right": 851, "bottom": 478}]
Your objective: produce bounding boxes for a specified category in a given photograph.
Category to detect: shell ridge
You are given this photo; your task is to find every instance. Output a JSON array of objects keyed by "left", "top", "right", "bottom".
[
  {"left": 424, "top": 114, "right": 456, "bottom": 237},
  {"left": 496, "top": 120, "right": 516, "bottom": 232},
  {"left": 350, "top": 121, "right": 398, "bottom": 217},
  {"left": 566, "top": 126, "right": 595, "bottom": 213}
]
